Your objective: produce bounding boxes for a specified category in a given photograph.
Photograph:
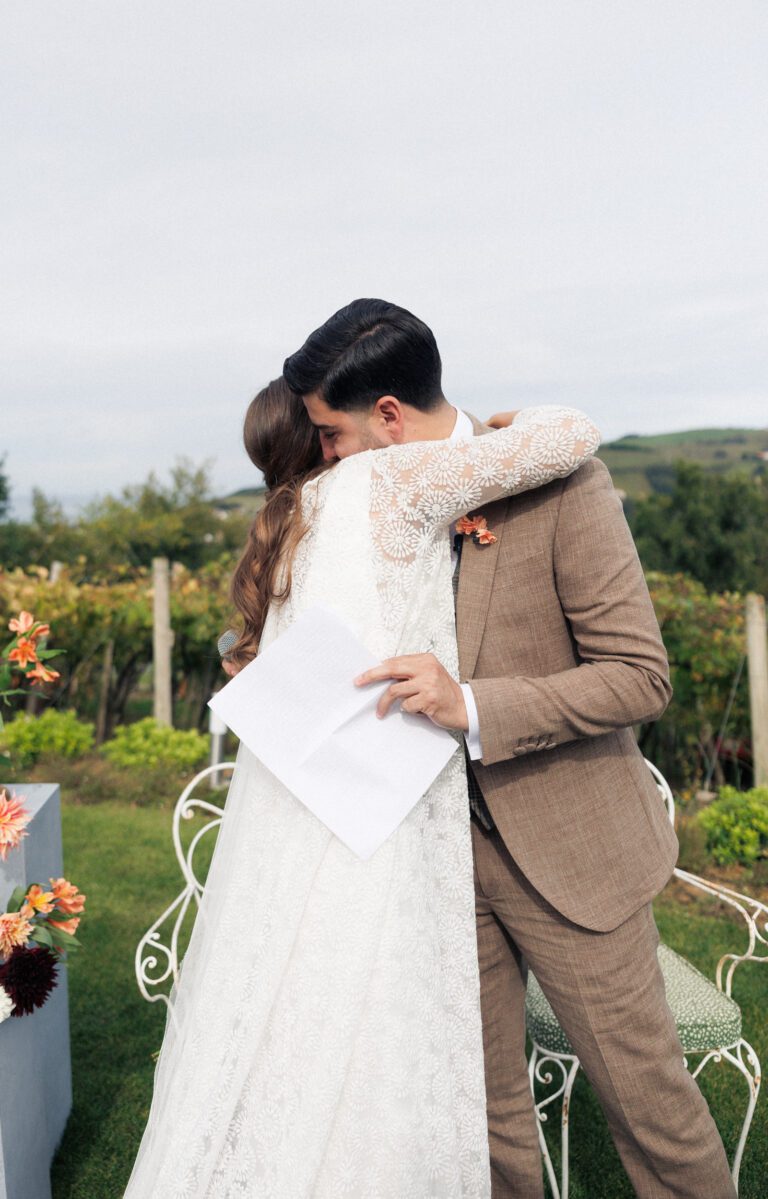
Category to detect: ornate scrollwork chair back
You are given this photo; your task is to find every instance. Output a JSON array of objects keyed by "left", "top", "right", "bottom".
[{"left": 134, "top": 762, "right": 236, "bottom": 1012}]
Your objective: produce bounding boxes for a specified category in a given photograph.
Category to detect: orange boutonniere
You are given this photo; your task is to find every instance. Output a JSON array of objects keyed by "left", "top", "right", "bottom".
[{"left": 455, "top": 514, "right": 497, "bottom": 546}]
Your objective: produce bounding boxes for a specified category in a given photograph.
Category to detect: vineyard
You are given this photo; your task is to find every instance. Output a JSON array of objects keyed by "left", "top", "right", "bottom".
[
  {"left": 0, "top": 559, "right": 752, "bottom": 791},
  {"left": 0, "top": 560, "right": 234, "bottom": 739}
]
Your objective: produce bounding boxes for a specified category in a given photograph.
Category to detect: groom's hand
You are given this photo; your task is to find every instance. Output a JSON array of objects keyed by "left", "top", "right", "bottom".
[
  {"left": 354, "top": 654, "right": 469, "bottom": 731},
  {"left": 487, "top": 409, "right": 520, "bottom": 428}
]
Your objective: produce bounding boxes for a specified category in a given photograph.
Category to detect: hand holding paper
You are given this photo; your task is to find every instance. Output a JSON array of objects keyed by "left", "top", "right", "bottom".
[{"left": 207, "top": 607, "right": 458, "bottom": 858}]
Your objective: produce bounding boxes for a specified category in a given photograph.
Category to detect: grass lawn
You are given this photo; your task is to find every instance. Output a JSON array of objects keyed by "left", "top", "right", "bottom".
[
  {"left": 51, "top": 802, "right": 179, "bottom": 1198},
  {"left": 51, "top": 801, "right": 766, "bottom": 1198}
]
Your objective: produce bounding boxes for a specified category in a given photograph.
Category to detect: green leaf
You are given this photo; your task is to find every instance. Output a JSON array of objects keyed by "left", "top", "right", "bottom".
[
  {"left": 45, "top": 924, "right": 78, "bottom": 945},
  {"left": 6, "top": 886, "right": 29, "bottom": 912},
  {"left": 55, "top": 934, "right": 81, "bottom": 951},
  {"left": 29, "top": 925, "right": 54, "bottom": 947}
]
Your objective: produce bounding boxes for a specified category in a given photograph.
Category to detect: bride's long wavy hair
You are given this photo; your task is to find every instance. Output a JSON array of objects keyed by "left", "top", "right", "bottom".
[{"left": 226, "top": 377, "right": 326, "bottom": 668}]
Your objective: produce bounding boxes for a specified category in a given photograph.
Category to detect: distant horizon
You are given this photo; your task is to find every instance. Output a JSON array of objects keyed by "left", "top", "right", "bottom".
[{"left": 5, "top": 420, "right": 766, "bottom": 522}]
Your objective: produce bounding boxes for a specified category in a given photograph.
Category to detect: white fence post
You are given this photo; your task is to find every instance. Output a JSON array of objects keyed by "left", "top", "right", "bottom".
[{"left": 152, "top": 557, "right": 174, "bottom": 727}]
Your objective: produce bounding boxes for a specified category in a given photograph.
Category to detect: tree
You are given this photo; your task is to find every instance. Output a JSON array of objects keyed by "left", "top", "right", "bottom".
[
  {"left": 631, "top": 462, "right": 768, "bottom": 594},
  {"left": 77, "top": 457, "right": 223, "bottom": 572},
  {"left": 0, "top": 487, "right": 83, "bottom": 572},
  {"left": 643, "top": 572, "right": 748, "bottom": 787},
  {"left": 0, "top": 459, "right": 250, "bottom": 579}
]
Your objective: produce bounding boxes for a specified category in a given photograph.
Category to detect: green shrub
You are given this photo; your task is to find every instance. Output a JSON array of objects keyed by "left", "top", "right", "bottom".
[
  {"left": 101, "top": 717, "right": 208, "bottom": 773},
  {"left": 697, "top": 785, "right": 768, "bottom": 865},
  {"left": 1, "top": 708, "right": 95, "bottom": 768}
]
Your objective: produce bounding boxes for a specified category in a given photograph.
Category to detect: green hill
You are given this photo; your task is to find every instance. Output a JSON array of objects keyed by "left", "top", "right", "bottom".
[
  {"left": 213, "top": 485, "right": 267, "bottom": 516},
  {"left": 598, "top": 428, "right": 768, "bottom": 498}
]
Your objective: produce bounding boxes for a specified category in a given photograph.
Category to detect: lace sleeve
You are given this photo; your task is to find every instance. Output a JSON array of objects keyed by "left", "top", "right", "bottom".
[{"left": 369, "top": 406, "right": 600, "bottom": 561}]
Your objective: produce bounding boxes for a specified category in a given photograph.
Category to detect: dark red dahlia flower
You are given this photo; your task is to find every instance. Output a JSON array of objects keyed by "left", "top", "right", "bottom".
[{"left": 0, "top": 945, "right": 58, "bottom": 1016}]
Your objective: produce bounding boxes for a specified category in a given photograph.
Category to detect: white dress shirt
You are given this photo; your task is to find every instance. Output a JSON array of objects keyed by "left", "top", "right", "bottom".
[{"left": 448, "top": 408, "right": 484, "bottom": 761}]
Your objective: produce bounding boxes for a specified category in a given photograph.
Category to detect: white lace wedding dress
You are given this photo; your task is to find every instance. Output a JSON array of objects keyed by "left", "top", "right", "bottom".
[{"left": 124, "top": 407, "right": 599, "bottom": 1199}]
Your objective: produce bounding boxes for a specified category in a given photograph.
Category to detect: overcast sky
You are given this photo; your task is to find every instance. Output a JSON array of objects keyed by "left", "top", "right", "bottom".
[{"left": 2, "top": 1, "right": 767, "bottom": 517}]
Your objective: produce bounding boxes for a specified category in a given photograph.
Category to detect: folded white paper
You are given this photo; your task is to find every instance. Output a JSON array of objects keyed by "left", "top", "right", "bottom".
[{"left": 208, "top": 606, "right": 458, "bottom": 858}]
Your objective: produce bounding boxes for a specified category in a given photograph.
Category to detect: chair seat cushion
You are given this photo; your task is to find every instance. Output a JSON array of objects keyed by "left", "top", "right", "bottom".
[{"left": 526, "top": 943, "right": 742, "bottom": 1057}]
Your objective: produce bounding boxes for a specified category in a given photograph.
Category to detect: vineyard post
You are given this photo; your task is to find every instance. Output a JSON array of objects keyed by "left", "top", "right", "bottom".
[
  {"left": 95, "top": 638, "right": 114, "bottom": 744},
  {"left": 746, "top": 592, "right": 768, "bottom": 787},
  {"left": 152, "top": 556, "right": 174, "bottom": 727}
]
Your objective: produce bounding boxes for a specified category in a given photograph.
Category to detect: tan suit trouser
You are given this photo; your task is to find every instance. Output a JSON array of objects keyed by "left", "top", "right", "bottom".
[{"left": 472, "top": 821, "right": 736, "bottom": 1199}]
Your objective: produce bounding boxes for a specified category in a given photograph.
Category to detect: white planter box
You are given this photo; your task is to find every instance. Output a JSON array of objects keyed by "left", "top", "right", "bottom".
[{"left": 0, "top": 784, "right": 72, "bottom": 1199}]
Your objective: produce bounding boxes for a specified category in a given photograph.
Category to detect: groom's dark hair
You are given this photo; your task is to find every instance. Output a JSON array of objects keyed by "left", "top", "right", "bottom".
[{"left": 282, "top": 298, "right": 444, "bottom": 412}]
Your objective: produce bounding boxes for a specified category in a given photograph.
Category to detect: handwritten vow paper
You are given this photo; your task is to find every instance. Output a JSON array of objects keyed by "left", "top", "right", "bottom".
[{"left": 207, "top": 606, "right": 457, "bottom": 858}]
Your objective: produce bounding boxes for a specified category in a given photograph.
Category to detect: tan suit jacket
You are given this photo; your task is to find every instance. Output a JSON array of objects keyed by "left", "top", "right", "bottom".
[{"left": 458, "top": 415, "right": 678, "bottom": 932}]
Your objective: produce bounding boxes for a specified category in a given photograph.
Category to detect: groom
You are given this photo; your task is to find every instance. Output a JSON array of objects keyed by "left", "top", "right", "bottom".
[{"left": 278, "top": 299, "right": 736, "bottom": 1198}]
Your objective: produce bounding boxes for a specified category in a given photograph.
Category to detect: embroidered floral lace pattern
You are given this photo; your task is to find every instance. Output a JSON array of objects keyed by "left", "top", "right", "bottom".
[
  {"left": 368, "top": 406, "right": 600, "bottom": 632},
  {"left": 124, "top": 407, "right": 599, "bottom": 1198}
]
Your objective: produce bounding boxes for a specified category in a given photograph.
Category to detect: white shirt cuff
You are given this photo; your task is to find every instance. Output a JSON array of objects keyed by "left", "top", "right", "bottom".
[{"left": 460, "top": 683, "right": 484, "bottom": 760}]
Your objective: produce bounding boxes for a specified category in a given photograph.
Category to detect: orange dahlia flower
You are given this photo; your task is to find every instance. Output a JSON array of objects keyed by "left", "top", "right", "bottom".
[
  {"left": 0, "top": 790, "right": 32, "bottom": 862},
  {"left": 0, "top": 912, "right": 33, "bottom": 958}
]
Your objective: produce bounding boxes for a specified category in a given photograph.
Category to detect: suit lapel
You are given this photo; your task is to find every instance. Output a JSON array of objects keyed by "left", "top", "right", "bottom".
[{"left": 456, "top": 413, "right": 504, "bottom": 680}]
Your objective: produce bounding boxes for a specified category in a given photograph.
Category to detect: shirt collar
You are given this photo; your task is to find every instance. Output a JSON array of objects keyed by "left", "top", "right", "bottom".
[{"left": 449, "top": 407, "right": 474, "bottom": 443}]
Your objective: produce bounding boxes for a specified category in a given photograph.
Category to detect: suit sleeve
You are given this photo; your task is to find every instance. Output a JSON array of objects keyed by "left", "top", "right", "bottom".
[{"left": 468, "top": 460, "right": 672, "bottom": 766}]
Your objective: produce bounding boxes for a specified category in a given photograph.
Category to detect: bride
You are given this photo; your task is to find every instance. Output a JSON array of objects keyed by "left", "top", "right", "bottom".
[{"left": 124, "top": 379, "right": 599, "bottom": 1198}]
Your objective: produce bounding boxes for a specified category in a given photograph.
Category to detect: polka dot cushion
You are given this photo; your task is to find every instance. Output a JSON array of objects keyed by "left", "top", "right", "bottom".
[{"left": 526, "top": 943, "right": 742, "bottom": 1057}]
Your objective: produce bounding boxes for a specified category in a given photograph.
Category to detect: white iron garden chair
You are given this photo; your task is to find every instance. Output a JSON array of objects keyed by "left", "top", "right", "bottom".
[
  {"left": 135, "top": 761, "right": 237, "bottom": 1017},
  {"left": 526, "top": 760, "right": 765, "bottom": 1199}
]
